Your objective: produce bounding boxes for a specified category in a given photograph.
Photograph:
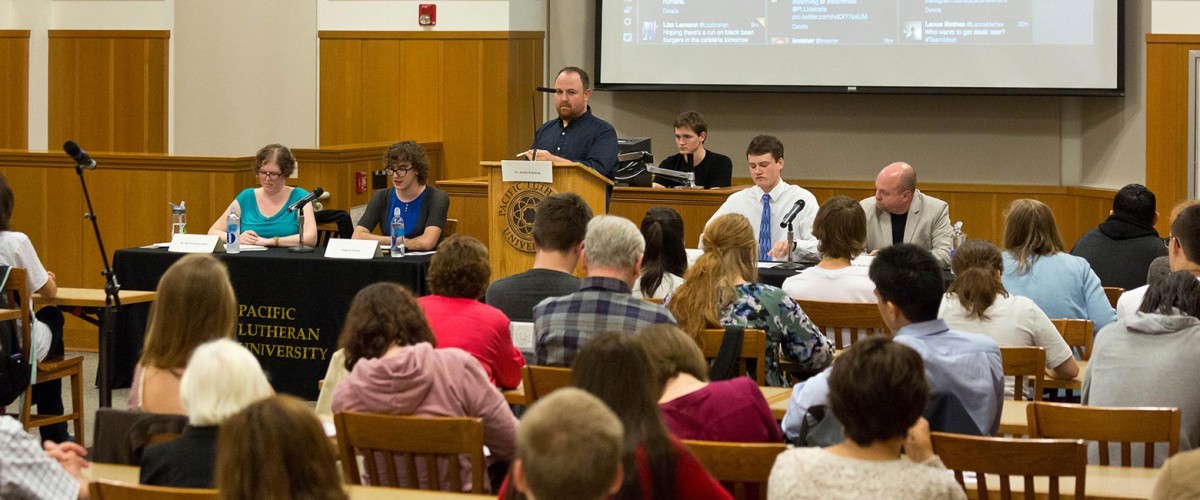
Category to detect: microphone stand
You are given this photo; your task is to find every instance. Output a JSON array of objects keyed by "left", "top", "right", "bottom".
[
  {"left": 289, "top": 205, "right": 314, "bottom": 253},
  {"left": 774, "top": 222, "right": 804, "bottom": 271},
  {"left": 72, "top": 161, "right": 121, "bottom": 408}
]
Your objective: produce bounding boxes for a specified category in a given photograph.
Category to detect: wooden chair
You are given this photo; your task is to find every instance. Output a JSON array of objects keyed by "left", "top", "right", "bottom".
[
  {"left": 1103, "top": 287, "right": 1124, "bottom": 309},
  {"left": 641, "top": 297, "right": 664, "bottom": 305},
  {"left": 334, "top": 411, "right": 486, "bottom": 493},
  {"left": 793, "top": 300, "right": 887, "bottom": 348},
  {"left": 1051, "top": 318, "right": 1094, "bottom": 361},
  {"left": 1027, "top": 401, "right": 1181, "bottom": 468},
  {"left": 697, "top": 328, "right": 767, "bottom": 385},
  {"left": 89, "top": 479, "right": 218, "bottom": 500},
  {"left": 932, "top": 431, "right": 1087, "bottom": 500},
  {"left": 443, "top": 218, "right": 458, "bottom": 238},
  {"left": 521, "top": 365, "right": 573, "bottom": 403},
  {"left": 2, "top": 268, "right": 86, "bottom": 445},
  {"left": 683, "top": 440, "right": 786, "bottom": 500},
  {"left": 316, "top": 221, "right": 340, "bottom": 246},
  {"left": 999, "top": 346, "right": 1045, "bottom": 402}
]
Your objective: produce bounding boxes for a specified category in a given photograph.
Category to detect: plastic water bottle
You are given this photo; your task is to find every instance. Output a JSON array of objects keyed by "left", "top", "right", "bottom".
[
  {"left": 226, "top": 210, "right": 241, "bottom": 254},
  {"left": 951, "top": 221, "right": 966, "bottom": 256},
  {"left": 169, "top": 201, "right": 187, "bottom": 237},
  {"left": 390, "top": 208, "right": 405, "bottom": 257}
]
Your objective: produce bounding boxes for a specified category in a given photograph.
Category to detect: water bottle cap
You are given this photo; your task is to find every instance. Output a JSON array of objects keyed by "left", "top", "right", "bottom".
[{"left": 169, "top": 201, "right": 186, "bottom": 214}]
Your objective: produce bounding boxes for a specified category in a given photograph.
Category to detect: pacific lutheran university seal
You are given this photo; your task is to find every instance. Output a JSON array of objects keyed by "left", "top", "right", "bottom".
[{"left": 498, "top": 182, "right": 557, "bottom": 252}]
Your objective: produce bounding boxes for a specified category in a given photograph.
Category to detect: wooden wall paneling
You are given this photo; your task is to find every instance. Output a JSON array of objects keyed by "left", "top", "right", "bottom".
[
  {"left": 1145, "top": 35, "right": 1200, "bottom": 235},
  {"left": 319, "top": 39, "right": 364, "bottom": 146},
  {"left": 0, "top": 31, "right": 30, "bottom": 149},
  {"left": 399, "top": 40, "right": 443, "bottom": 145},
  {"left": 437, "top": 176, "right": 488, "bottom": 242},
  {"left": 360, "top": 39, "right": 401, "bottom": 144},
  {"left": 110, "top": 37, "right": 168, "bottom": 152},
  {"left": 443, "top": 40, "right": 484, "bottom": 182}
]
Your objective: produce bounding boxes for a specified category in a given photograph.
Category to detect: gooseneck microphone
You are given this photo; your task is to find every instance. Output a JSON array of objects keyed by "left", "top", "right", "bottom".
[
  {"left": 535, "top": 86, "right": 556, "bottom": 93},
  {"left": 780, "top": 199, "right": 806, "bottom": 228},
  {"left": 287, "top": 187, "right": 324, "bottom": 213},
  {"left": 63, "top": 141, "right": 97, "bottom": 170}
]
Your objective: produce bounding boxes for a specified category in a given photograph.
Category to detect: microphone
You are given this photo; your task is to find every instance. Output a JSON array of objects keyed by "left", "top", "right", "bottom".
[
  {"left": 535, "top": 86, "right": 556, "bottom": 93},
  {"left": 63, "top": 141, "right": 97, "bottom": 170},
  {"left": 780, "top": 199, "right": 806, "bottom": 228},
  {"left": 287, "top": 187, "right": 324, "bottom": 213}
]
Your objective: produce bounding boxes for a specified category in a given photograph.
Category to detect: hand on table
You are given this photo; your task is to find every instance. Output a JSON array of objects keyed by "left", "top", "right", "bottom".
[
  {"left": 240, "top": 230, "right": 262, "bottom": 245},
  {"left": 768, "top": 240, "right": 792, "bottom": 260}
]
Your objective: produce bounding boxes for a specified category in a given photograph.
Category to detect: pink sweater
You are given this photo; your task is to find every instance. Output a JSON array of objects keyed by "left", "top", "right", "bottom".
[{"left": 418, "top": 295, "right": 525, "bottom": 389}]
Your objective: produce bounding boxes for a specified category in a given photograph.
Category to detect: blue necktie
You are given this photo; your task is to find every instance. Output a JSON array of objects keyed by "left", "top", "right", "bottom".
[{"left": 759, "top": 193, "right": 772, "bottom": 261}]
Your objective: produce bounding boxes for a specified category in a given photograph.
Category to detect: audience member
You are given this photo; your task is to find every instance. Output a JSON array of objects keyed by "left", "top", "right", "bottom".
[
  {"left": 352, "top": 141, "right": 449, "bottom": 251},
  {"left": 652, "top": 111, "right": 733, "bottom": 189},
  {"left": 939, "top": 240, "right": 1078, "bottom": 395},
  {"left": 0, "top": 173, "right": 69, "bottom": 442},
  {"left": 534, "top": 216, "right": 676, "bottom": 367},
  {"left": 1153, "top": 447, "right": 1200, "bottom": 499},
  {"left": 206, "top": 143, "right": 317, "bottom": 247},
  {"left": 419, "top": 235, "right": 525, "bottom": 389},
  {"left": 705, "top": 135, "right": 819, "bottom": 262},
  {"left": 636, "top": 324, "right": 781, "bottom": 443},
  {"left": 633, "top": 207, "right": 687, "bottom": 299},
  {"left": 669, "top": 214, "right": 834, "bottom": 387},
  {"left": 487, "top": 193, "right": 592, "bottom": 321},
  {"left": 1001, "top": 198, "right": 1115, "bottom": 333},
  {"left": 525, "top": 67, "right": 618, "bottom": 179},
  {"left": 0, "top": 416, "right": 90, "bottom": 499},
  {"left": 784, "top": 244, "right": 1003, "bottom": 439},
  {"left": 769, "top": 337, "right": 966, "bottom": 500},
  {"left": 139, "top": 339, "right": 273, "bottom": 488},
  {"left": 860, "top": 162, "right": 953, "bottom": 267},
  {"left": 130, "top": 254, "right": 237, "bottom": 415},
  {"left": 216, "top": 395, "right": 347, "bottom": 500},
  {"left": 1117, "top": 202, "right": 1200, "bottom": 321},
  {"left": 1070, "top": 184, "right": 1167, "bottom": 290},
  {"left": 782, "top": 195, "right": 875, "bottom": 303},
  {"left": 1084, "top": 271, "right": 1200, "bottom": 466},
  {"left": 507, "top": 388, "right": 624, "bottom": 500},
  {"left": 1147, "top": 256, "right": 1171, "bottom": 288},
  {"left": 332, "top": 282, "right": 517, "bottom": 491}
]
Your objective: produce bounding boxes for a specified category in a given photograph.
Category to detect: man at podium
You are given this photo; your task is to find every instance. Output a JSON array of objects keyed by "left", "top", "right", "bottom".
[{"left": 525, "top": 66, "right": 618, "bottom": 179}]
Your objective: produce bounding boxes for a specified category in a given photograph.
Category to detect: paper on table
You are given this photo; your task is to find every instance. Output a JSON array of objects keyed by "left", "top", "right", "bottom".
[
  {"left": 147, "top": 242, "right": 266, "bottom": 251},
  {"left": 757, "top": 261, "right": 781, "bottom": 268}
]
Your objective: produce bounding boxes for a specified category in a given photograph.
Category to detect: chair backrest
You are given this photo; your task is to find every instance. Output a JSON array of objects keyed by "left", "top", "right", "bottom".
[
  {"left": 91, "top": 408, "right": 189, "bottom": 465},
  {"left": 999, "top": 346, "right": 1045, "bottom": 402},
  {"left": 932, "top": 431, "right": 1087, "bottom": 500},
  {"left": 334, "top": 411, "right": 486, "bottom": 493},
  {"left": 521, "top": 365, "right": 574, "bottom": 403},
  {"left": 1103, "top": 287, "right": 1124, "bottom": 309},
  {"left": 316, "top": 221, "right": 340, "bottom": 246},
  {"left": 1051, "top": 319, "right": 1094, "bottom": 361},
  {"left": 443, "top": 218, "right": 459, "bottom": 238},
  {"left": 1, "top": 268, "right": 31, "bottom": 360},
  {"left": 1027, "top": 401, "right": 1181, "bottom": 468},
  {"left": 697, "top": 328, "right": 767, "bottom": 385},
  {"left": 793, "top": 300, "right": 887, "bottom": 348},
  {"left": 89, "top": 479, "right": 218, "bottom": 500},
  {"left": 641, "top": 297, "right": 664, "bottom": 305},
  {"left": 683, "top": 440, "right": 786, "bottom": 500}
]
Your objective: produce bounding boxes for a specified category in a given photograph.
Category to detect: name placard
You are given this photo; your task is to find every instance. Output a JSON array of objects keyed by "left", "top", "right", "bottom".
[
  {"left": 324, "top": 238, "right": 381, "bottom": 259},
  {"left": 167, "top": 234, "right": 222, "bottom": 253},
  {"left": 510, "top": 321, "right": 535, "bottom": 351},
  {"left": 501, "top": 160, "right": 553, "bottom": 183}
]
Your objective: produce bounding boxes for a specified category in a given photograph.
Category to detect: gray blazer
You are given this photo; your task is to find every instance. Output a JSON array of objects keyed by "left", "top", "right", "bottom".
[{"left": 860, "top": 189, "right": 953, "bottom": 267}]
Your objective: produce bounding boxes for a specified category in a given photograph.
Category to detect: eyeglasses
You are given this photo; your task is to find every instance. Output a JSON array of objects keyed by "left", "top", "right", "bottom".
[
  {"left": 258, "top": 170, "right": 284, "bottom": 180},
  {"left": 386, "top": 166, "right": 414, "bottom": 176}
]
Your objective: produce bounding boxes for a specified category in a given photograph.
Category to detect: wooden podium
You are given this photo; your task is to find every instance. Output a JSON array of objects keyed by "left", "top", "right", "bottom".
[{"left": 483, "top": 161, "right": 613, "bottom": 280}]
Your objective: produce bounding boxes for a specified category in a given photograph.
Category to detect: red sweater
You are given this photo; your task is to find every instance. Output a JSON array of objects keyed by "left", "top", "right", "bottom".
[{"left": 418, "top": 295, "right": 525, "bottom": 389}]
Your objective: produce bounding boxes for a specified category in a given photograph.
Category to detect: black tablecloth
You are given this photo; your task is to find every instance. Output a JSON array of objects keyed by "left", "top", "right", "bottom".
[{"left": 112, "top": 247, "right": 431, "bottom": 399}]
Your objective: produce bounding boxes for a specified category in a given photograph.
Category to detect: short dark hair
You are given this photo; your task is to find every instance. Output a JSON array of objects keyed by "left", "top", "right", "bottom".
[
  {"left": 746, "top": 135, "right": 784, "bottom": 162},
  {"left": 558, "top": 66, "right": 591, "bottom": 90},
  {"left": 338, "top": 282, "right": 435, "bottom": 371},
  {"left": 383, "top": 141, "right": 431, "bottom": 184},
  {"left": 0, "top": 173, "right": 13, "bottom": 232},
  {"left": 1141, "top": 270, "right": 1200, "bottom": 317},
  {"left": 829, "top": 336, "right": 929, "bottom": 446},
  {"left": 869, "top": 244, "right": 944, "bottom": 323},
  {"left": 813, "top": 195, "right": 866, "bottom": 261},
  {"left": 1112, "top": 184, "right": 1157, "bottom": 226},
  {"left": 1172, "top": 205, "right": 1200, "bottom": 265},
  {"left": 533, "top": 193, "right": 593, "bottom": 252},
  {"left": 673, "top": 111, "right": 708, "bottom": 138},
  {"left": 254, "top": 144, "right": 297, "bottom": 177},
  {"left": 427, "top": 235, "right": 490, "bottom": 299}
]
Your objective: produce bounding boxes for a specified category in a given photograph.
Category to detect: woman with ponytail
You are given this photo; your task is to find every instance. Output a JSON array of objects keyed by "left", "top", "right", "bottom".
[
  {"left": 939, "top": 240, "right": 1079, "bottom": 394},
  {"left": 667, "top": 214, "right": 834, "bottom": 387},
  {"left": 633, "top": 207, "right": 688, "bottom": 299}
]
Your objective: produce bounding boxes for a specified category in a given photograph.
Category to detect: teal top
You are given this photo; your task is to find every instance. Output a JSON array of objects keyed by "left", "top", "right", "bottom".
[{"left": 234, "top": 187, "right": 308, "bottom": 238}]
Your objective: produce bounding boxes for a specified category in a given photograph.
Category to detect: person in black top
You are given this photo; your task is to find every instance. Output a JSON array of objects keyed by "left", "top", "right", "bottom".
[
  {"left": 653, "top": 111, "right": 733, "bottom": 189},
  {"left": 1070, "top": 183, "right": 1169, "bottom": 290}
]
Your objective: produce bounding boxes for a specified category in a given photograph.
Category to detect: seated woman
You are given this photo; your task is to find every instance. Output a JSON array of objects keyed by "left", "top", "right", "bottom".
[
  {"left": 633, "top": 207, "right": 687, "bottom": 299},
  {"left": 418, "top": 235, "right": 525, "bottom": 389},
  {"left": 216, "top": 395, "right": 348, "bottom": 500},
  {"left": 668, "top": 214, "right": 835, "bottom": 387},
  {"left": 331, "top": 282, "right": 517, "bottom": 492},
  {"left": 140, "top": 339, "right": 273, "bottom": 488},
  {"left": 782, "top": 195, "right": 875, "bottom": 303},
  {"left": 0, "top": 173, "right": 68, "bottom": 442},
  {"left": 207, "top": 143, "right": 317, "bottom": 247},
  {"left": 940, "top": 239, "right": 1079, "bottom": 395},
  {"left": 352, "top": 141, "right": 450, "bottom": 251},
  {"left": 130, "top": 253, "right": 238, "bottom": 415},
  {"left": 768, "top": 336, "right": 966, "bottom": 500},
  {"left": 635, "top": 324, "right": 781, "bottom": 443},
  {"left": 1085, "top": 270, "right": 1200, "bottom": 466},
  {"left": 1001, "top": 199, "right": 1115, "bottom": 333}
]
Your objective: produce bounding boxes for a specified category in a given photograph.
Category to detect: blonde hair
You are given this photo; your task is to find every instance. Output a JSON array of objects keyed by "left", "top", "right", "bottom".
[
  {"left": 668, "top": 214, "right": 757, "bottom": 344},
  {"left": 1002, "top": 199, "right": 1065, "bottom": 275},
  {"left": 141, "top": 254, "right": 238, "bottom": 369}
]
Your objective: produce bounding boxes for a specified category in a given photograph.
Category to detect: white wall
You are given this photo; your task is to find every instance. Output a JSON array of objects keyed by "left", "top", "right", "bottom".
[{"left": 1152, "top": 0, "right": 1200, "bottom": 34}]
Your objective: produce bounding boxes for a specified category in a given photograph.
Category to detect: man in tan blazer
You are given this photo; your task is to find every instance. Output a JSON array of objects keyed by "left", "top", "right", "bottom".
[{"left": 860, "top": 162, "right": 953, "bottom": 267}]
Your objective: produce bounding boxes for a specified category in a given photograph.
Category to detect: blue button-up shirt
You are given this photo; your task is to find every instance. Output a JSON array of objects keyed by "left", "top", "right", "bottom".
[
  {"left": 531, "top": 107, "right": 619, "bottom": 179},
  {"left": 533, "top": 276, "right": 676, "bottom": 367}
]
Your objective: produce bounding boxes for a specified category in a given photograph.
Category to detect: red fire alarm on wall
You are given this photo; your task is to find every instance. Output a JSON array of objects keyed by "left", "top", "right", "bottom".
[{"left": 419, "top": 4, "right": 437, "bottom": 26}]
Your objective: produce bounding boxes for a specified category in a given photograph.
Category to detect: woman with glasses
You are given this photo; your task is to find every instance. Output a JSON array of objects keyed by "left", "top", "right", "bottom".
[
  {"left": 207, "top": 143, "right": 317, "bottom": 247},
  {"left": 352, "top": 141, "right": 450, "bottom": 251}
]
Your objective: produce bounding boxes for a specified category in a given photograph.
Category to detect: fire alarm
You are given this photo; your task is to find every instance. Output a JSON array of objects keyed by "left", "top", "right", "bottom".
[{"left": 418, "top": 4, "right": 436, "bottom": 26}]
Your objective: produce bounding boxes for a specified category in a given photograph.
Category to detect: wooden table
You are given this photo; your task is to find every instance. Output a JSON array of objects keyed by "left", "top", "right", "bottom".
[
  {"left": 965, "top": 464, "right": 1158, "bottom": 500},
  {"left": 762, "top": 386, "right": 792, "bottom": 420},
  {"left": 1043, "top": 360, "right": 1087, "bottom": 391},
  {"left": 33, "top": 288, "right": 157, "bottom": 407},
  {"left": 997, "top": 399, "right": 1031, "bottom": 436},
  {"left": 502, "top": 383, "right": 525, "bottom": 405}
]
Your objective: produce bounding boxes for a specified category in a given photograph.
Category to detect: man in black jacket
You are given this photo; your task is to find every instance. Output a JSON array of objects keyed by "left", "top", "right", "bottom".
[{"left": 1071, "top": 184, "right": 1168, "bottom": 290}]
